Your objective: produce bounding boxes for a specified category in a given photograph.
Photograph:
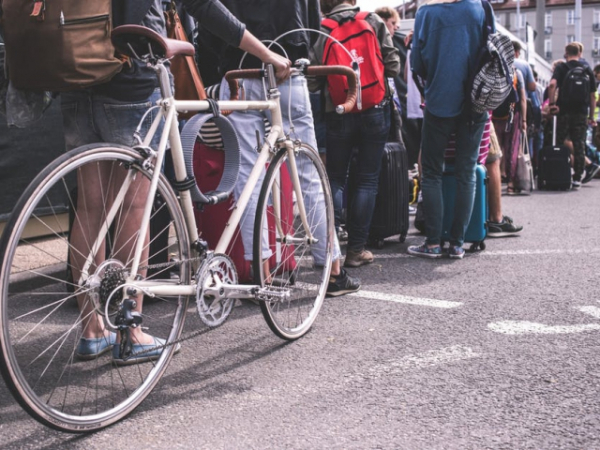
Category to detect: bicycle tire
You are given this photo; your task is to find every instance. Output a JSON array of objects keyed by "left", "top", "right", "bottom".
[
  {"left": 253, "top": 144, "right": 333, "bottom": 340},
  {"left": 0, "top": 144, "right": 191, "bottom": 432}
]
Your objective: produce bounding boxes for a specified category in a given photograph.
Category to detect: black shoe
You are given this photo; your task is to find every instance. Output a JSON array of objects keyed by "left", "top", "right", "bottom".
[
  {"left": 326, "top": 268, "right": 361, "bottom": 297},
  {"left": 488, "top": 215, "right": 523, "bottom": 237},
  {"left": 582, "top": 163, "right": 600, "bottom": 184}
]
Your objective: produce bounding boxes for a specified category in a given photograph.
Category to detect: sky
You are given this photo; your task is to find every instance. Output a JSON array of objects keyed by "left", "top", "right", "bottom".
[{"left": 356, "top": 0, "right": 402, "bottom": 12}]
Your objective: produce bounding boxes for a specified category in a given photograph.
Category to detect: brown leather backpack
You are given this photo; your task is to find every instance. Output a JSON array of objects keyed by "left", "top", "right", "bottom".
[{"left": 0, "top": 0, "right": 123, "bottom": 91}]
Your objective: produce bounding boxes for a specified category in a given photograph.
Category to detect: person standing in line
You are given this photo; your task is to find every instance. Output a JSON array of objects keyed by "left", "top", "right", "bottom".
[
  {"left": 72, "top": 0, "right": 297, "bottom": 364},
  {"left": 310, "top": 0, "right": 400, "bottom": 268},
  {"left": 195, "top": 0, "right": 361, "bottom": 296},
  {"left": 546, "top": 42, "right": 596, "bottom": 189},
  {"left": 512, "top": 42, "right": 541, "bottom": 167},
  {"left": 407, "top": 0, "right": 489, "bottom": 259},
  {"left": 375, "top": 7, "right": 423, "bottom": 170}
]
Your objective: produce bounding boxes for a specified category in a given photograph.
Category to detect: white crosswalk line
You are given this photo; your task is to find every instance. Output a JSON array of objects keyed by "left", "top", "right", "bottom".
[
  {"left": 488, "top": 320, "right": 600, "bottom": 335},
  {"left": 579, "top": 305, "right": 600, "bottom": 319},
  {"left": 368, "top": 346, "right": 480, "bottom": 376},
  {"left": 349, "top": 289, "right": 462, "bottom": 308}
]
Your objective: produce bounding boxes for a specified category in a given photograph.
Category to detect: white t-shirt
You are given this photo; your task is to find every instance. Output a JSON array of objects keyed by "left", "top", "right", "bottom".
[{"left": 406, "top": 50, "right": 424, "bottom": 119}]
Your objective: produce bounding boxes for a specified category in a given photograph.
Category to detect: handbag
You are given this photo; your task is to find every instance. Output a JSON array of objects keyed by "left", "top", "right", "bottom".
[
  {"left": 164, "top": 2, "right": 206, "bottom": 119},
  {"left": 514, "top": 130, "right": 535, "bottom": 193}
]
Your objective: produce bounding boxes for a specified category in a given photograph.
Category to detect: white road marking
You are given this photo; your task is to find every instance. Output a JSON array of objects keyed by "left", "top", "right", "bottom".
[
  {"left": 349, "top": 289, "right": 462, "bottom": 309},
  {"left": 369, "top": 346, "right": 480, "bottom": 375},
  {"left": 488, "top": 320, "right": 600, "bottom": 335},
  {"left": 374, "top": 247, "right": 600, "bottom": 259},
  {"left": 579, "top": 305, "right": 600, "bottom": 320}
]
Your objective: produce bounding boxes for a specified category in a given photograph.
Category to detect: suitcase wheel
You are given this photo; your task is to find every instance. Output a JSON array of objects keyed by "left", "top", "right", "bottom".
[
  {"left": 469, "top": 241, "right": 486, "bottom": 252},
  {"left": 399, "top": 233, "right": 406, "bottom": 244},
  {"left": 373, "top": 239, "right": 385, "bottom": 249}
]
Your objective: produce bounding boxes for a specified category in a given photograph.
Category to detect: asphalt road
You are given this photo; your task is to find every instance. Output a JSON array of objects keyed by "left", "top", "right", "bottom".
[{"left": 2, "top": 182, "right": 600, "bottom": 449}]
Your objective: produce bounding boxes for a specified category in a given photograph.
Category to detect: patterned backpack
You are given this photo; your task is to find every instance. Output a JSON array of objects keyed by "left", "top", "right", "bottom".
[{"left": 469, "top": 0, "right": 515, "bottom": 114}]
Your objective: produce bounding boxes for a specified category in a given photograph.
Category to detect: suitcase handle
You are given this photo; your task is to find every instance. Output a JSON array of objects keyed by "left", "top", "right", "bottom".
[{"left": 553, "top": 115, "right": 557, "bottom": 147}]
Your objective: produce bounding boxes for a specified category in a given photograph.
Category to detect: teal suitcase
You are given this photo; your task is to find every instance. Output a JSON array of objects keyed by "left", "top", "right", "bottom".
[{"left": 441, "top": 164, "right": 488, "bottom": 251}]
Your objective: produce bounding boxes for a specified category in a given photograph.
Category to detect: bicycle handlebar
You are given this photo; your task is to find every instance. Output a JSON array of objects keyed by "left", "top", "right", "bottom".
[{"left": 224, "top": 65, "right": 358, "bottom": 114}]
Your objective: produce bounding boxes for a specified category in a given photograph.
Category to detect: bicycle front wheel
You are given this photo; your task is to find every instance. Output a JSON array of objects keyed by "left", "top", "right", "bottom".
[
  {"left": 0, "top": 144, "right": 191, "bottom": 432},
  {"left": 253, "top": 144, "right": 334, "bottom": 340}
]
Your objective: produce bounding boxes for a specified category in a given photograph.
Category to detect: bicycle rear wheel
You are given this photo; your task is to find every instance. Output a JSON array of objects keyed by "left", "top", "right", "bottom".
[
  {"left": 253, "top": 144, "right": 333, "bottom": 340},
  {"left": 0, "top": 144, "right": 190, "bottom": 432}
]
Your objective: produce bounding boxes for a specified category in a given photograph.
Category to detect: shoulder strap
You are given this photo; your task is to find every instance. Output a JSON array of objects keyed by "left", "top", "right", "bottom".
[
  {"left": 321, "top": 17, "right": 339, "bottom": 31},
  {"left": 480, "top": 0, "right": 494, "bottom": 40}
]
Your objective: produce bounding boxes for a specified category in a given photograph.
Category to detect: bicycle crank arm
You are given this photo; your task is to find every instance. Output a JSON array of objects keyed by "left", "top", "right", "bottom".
[{"left": 203, "top": 283, "right": 261, "bottom": 300}]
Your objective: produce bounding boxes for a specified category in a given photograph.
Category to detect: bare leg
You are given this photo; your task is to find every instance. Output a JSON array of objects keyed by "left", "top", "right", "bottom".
[
  {"left": 486, "top": 158, "right": 503, "bottom": 223},
  {"left": 71, "top": 161, "right": 154, "bottom": 345}
]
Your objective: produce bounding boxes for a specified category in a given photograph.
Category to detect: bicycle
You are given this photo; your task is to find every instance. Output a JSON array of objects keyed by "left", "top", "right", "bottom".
[{"left": 0, "top": 25, "right": 357, "bottom": 432}]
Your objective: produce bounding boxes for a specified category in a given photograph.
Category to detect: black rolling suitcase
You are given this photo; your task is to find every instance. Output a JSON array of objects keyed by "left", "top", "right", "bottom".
[
  {"left": 538, "top": 115, "right": 572, "bottom": 190},
  {"left": 366, "top": 107, "right": 410, "bottom": 248},
  {"left": 367, "top": 140, "right": 410, "bottom": 248},
  {"left": 346, "top": 107, "right": 410, "bottom": 248}
]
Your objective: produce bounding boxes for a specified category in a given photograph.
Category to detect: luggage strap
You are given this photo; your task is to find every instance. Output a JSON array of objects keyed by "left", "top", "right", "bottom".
[{"left": 180, "top": 109, "right": 240, "bottom": 205}]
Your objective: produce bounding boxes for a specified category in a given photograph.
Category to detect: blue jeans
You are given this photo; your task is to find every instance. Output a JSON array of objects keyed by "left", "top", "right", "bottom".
[
  {"left": 61, "top": 89, "right": 162, "bottom": 150},
  {"left": 326, "top": 104, "right": 391, "bottom": 252},
  {"left": 421, "top": 108, "right": 488, "bottom": 247},
  {"left": 220, "top": 75, "right": 341, "bottom": 264}
]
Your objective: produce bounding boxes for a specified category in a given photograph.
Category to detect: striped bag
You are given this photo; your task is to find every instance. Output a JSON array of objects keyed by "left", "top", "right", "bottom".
[
  {"left": 469, "top": 0, "right": 515, "bottom": 114},
  {"left": 199, "top": 84, "right": 272, "bottom": 149}
]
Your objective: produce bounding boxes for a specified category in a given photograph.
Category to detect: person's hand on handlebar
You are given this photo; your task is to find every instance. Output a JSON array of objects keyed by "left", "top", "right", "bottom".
[
  {"left": 263, "top": 51, "right": 292, "bottom": 81},
  {"left": 238, "top": 30, "right": 292, "bottom": 81}
]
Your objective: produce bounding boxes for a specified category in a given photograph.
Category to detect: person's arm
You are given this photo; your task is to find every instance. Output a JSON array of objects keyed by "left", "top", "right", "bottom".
[
  {"left": 589, "top": 71, "right": 597, "bottom": 124},
  {"left": 547, "top": 79, "right": 559, "bottom": 115},
  {"left": 369, "top": 14, "right": 400, "bottom": 77},
  {"left": 519, "top": 85, "right": 528, "bottom": 131},
  {"left": 516, "top": 69, "right": 528, "bottom": 130},
  {"left": 525, "top": 66, "right": 536, "bottom": 92},
  {"left": 238, "top": 31, "right": 291, "bottom": 79},
  {"left": 410, "top": 12, "right": 426, "bottom": 79},
  {"left": 182, "top": 0, "right": 291, "bottom": 79}
]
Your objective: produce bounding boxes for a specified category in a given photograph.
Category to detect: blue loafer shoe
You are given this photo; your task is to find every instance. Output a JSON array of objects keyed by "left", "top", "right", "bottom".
[
  {"left": 76, "top": 332, "right": 117, "bottom": 360},
  {"left": 112, "top": 336, "right": 181, "bottom": 366}
]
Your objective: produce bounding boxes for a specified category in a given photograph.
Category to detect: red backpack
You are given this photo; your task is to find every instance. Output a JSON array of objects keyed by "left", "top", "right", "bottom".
[{"left": 322, "top": 11, "right": 386, "bottom": 113}]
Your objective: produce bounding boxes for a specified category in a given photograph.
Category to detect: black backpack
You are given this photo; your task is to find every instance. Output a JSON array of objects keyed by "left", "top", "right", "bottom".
[{"left": 560, "top": 64, "right": 590, "bottom": 108}]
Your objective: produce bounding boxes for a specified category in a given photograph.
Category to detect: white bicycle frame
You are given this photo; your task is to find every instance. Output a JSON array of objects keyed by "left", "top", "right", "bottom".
[{"left": 78, "top": 62, "right": 317, "bottom": 300}]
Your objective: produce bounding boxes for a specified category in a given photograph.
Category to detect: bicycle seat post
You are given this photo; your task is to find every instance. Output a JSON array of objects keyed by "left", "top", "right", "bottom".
[{"left": 155, "top": 60, "right": 174, "bottom": 100}]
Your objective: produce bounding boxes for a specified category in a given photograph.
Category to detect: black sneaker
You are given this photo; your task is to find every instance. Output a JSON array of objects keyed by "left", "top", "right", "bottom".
[
  {"left": 582, "top": 163, "right": 600, "bottom": 184},
  {"left": 488, "top": 215, "right": 523, "bottom": 237},
  {"left": 326, "top": 268, "right": 361, "bottom": 297}
]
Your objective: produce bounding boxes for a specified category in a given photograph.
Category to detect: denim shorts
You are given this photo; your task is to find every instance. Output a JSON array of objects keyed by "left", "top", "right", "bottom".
[{"left": 60, "top": 88, "right": 162, "bottom": 151}]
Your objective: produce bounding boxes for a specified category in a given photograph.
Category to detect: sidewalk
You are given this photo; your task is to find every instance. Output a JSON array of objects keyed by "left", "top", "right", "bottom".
[{"left": 8, "top": 236, "right": 67, "bottom": 293}]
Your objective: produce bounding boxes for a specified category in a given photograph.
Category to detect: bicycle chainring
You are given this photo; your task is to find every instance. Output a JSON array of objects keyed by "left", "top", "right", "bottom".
[{"left": 195, "top": 254, "right": 237, "bottom": 327}]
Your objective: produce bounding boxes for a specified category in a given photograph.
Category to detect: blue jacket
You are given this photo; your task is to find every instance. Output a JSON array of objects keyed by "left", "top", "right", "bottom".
[{"left": 411, "top": 0, "right": 489, "bottom": 118}]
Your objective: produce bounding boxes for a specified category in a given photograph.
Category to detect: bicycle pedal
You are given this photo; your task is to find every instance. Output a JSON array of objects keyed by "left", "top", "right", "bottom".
[{"left": 256, "top": 285, "right": 291, "bottom": 303}]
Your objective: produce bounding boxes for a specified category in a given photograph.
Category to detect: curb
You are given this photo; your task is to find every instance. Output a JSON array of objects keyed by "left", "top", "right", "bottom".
[{"left": 10, "top": 263, "right": 67, "bottom": 295}]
